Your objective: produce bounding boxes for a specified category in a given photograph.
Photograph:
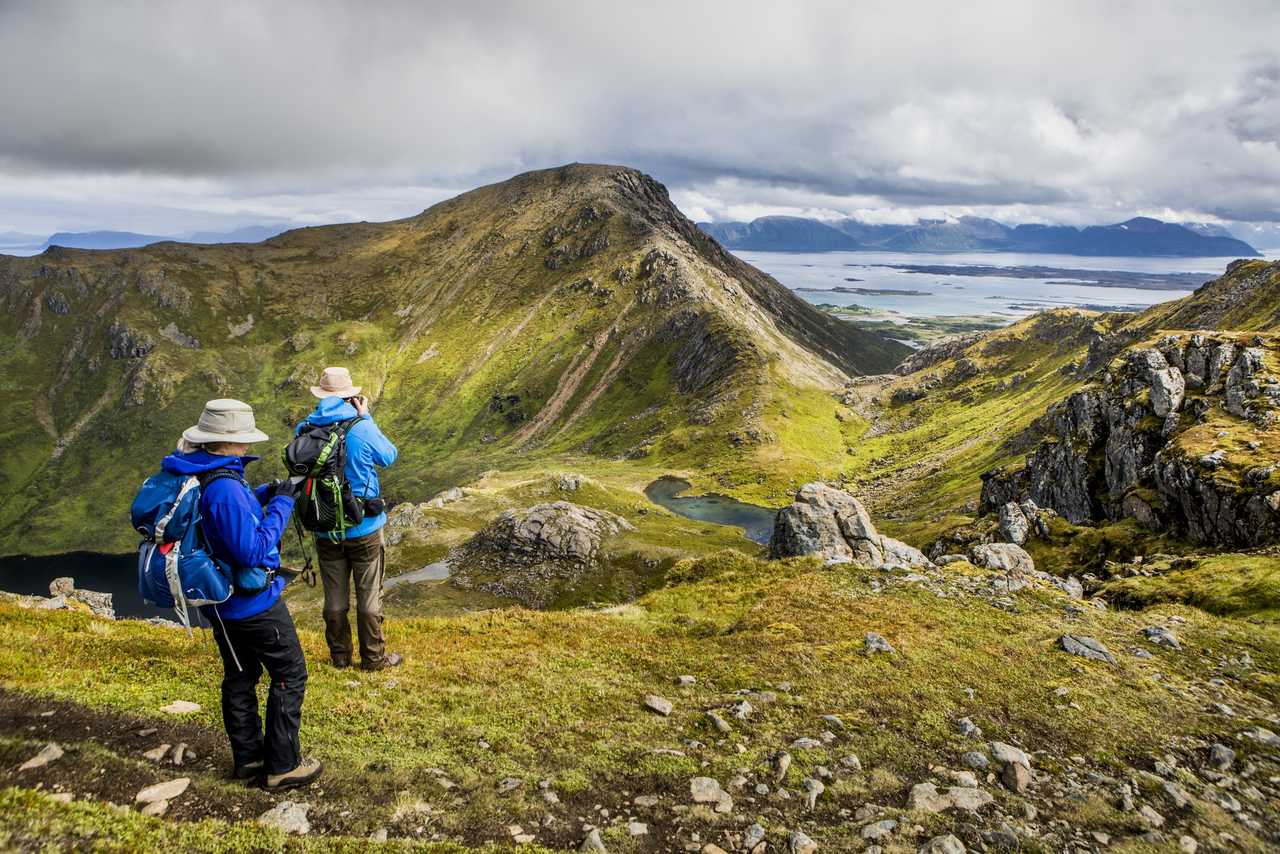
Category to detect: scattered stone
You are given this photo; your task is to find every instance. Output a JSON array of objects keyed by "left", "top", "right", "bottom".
[
  {"left": 803, "top": 777, "right": 825, "bottom": 810},
  {"left": 160, "top": 700, "right": 201, "bottom": 715},
  {"left": 1242, "top": 726, "right": 1280, "bottom": 748},
  {"left": 730, "top": 699, "right": 754, "bottom": 720},
  {"left": 135, "top": 778, "right": 190, "bottom": 805},
  {"left": 989, "top": 742, "right": 1030, "bottom": 769},
  {"left": 1163, "top": 781, "right": 1191, "bottom": 808},
  {"left": 997, "top": 502, "right": 1030, "bottom": 545},
  {"left": 862, "top": 819, "right": 897, "bottom": 841},
  {"left": 1139, "top": 805, "right": 1165, "bottom": 827},
  {"left": 981, "top": 825, "right": 1019, "bottom": 851},
  {"left": 908, "top": 782, "right": 993, "bottom": 813},
  {"left": 690, "top": 776, "right": 731, "bottom": 810},
  {"left": 257, "top": 801, "right": 311, "bottom": 835},
  {"left": 1057, "top": 634, "right": 1116, "bottom": 664},
  {"left": 142, "top": 744, "right": 171, "bottom": 762},
  {"left": 1208, "top": 743, "right": 1235, "bottom": 770},
  {"left": 627, "top": 821, "right": 648, "bottom": 836},
  {"left": 1090, "top": 831, "right": 1110, "bottom": 845},
  {"left": 676, "top": 675, "right": 697, "bottom": 686},
  {"left": 702, "top": 845, "right": 728, "bottom": 854},
  {"left": 634, "top": 794, "right": 660, "bottom": 808},
  {"left": 789, "top": 829, "right": 817, "bottom": 854},
  {"left": 1001, "top": 761, "right": 1032, "bottom": 793},
  {"left": 960, "top": 751, "right": 989, "bottom": 771},
  {"left": 707, "top": 711, "right": 732, "bottom": 734},
  {"left": 1178, "top": 835, "right": 1198, "bottom": 853},
  {"left": 840, "top": 754, "right": 862, "bottom": 772},
  {"left": 744, "top": 823, "right": 766, "bottom": 850},
  {"left": 19, "top": 742, "right": 64, "bottom": 771},
  {"left": 919, "top": 835, "right": 966, "bottom": 854},
  {"left": 643, "top": 695, "right": 674, "bottom": 716},
  {"left": 497, "top": 777, "right": 524, "bottom": 794},
  {"left": 771, "top": 750, "right": 792, "bottom": 781},
  {"left": 864, "top": 632, "right": 893, "bottom": 655},
  {"left": 955, "top": 717, "right": 980, "bottom": 738},
  {"left": 140, "top": 799, "right": 169, "bottom": 817},
  {"left": 968, "top": 542, "right": 1034, "bottom": 574},
  {"left": 171, "top": 743, "right": 189, "bottom": 766},
  {"left": 580, "top": 828, "right": 607, "bottom": 852},
  {"left": 821, "top": 714, "right": 844, "bottom": 730},
  {"left": 49, "top": 792, "right": 73, "bottom": 804},
  {"left": 791, "top": 737, "right": 823, "bottom": 750},
  {"left": 1141, "top": 625, "right": 1182, "bottom": 650}
]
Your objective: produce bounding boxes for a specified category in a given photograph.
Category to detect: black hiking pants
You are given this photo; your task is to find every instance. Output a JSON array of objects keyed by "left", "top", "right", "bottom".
[{"left": 209, "top": 598, "right": 308, "bottom": 775}]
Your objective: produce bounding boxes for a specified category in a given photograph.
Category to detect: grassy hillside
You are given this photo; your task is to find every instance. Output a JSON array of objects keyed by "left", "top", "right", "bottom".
[
  {"left": 3, "top": 547, "right": 1278, "bottom": 851},
  {"left": 0, "top": 164, "right": 906, "bottom": 555}
]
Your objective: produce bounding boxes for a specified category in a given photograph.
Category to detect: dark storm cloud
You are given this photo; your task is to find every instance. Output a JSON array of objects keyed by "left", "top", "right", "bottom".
[{"left": 1, "top": 0, "right": 1278, "bottom": 233}]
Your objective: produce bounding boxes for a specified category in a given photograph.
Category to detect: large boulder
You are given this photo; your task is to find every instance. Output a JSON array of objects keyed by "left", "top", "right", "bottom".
[
  {"left": 451, "top": 502, "right": 634, "bottom": 608},
  {"left": 468, "top": 502, "right": 632, "bottom": 565},
  {"left": 770, "top": 483, "right": 931, "bottom": 569}
]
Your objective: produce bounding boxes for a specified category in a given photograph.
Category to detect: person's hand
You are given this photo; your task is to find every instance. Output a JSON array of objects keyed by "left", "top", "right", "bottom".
[
  {"left": 267, "top": 478, "right": 300, "bottom": 501},
  {"left": 350, "top": 395, "right": 370, "bottom": 417}
]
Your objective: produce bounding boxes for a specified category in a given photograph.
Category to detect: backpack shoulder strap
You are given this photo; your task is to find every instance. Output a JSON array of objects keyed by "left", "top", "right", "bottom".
[{"left": 197, "top": 468, "right": 245, "bottom": 490}]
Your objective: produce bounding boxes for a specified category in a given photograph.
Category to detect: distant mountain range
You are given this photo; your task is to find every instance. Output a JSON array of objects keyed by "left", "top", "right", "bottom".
[
  {"left": 698, "top": 215, "right": 1262, "bottom": 257},
  {"left": 0, "top": 224, "right": 293, "bottom": 253}
]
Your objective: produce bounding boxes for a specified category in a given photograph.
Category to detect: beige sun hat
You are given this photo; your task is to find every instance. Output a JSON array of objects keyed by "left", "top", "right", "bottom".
[
  {"left": 310, "top": 366, "right": 362, "bottom": 400},
  {"left": 181, "top": 399, "right": 270, "bottom": 445}
]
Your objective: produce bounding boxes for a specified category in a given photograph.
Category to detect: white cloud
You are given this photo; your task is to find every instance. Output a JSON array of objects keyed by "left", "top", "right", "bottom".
[{"left": 0, "top": 0, "right": 1277, "bottom": 234}]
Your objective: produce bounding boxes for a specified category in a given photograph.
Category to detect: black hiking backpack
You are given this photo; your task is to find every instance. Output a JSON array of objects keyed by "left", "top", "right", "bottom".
[{"left": 283, "top": 418, "right": 365, "bottom": 537}]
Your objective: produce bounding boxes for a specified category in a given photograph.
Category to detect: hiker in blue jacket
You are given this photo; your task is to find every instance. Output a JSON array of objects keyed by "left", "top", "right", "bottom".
[
  {"left": 298, "top": 367, "right": 402, "bottom": 670},
  {"left": 163, "top": 399, "right": 322, "bottom": 790}
]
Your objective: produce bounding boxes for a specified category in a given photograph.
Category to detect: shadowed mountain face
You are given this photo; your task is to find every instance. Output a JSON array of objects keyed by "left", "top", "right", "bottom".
[{"left": 0, "top": 164, "right": 907, "bottom": 554}]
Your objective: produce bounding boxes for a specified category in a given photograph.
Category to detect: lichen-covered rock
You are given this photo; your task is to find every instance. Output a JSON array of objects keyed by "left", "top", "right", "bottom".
[
  {"left": 451, "top": 502, "right": 633, "bottom": 608},
  {"left": 980, "top": 333, "right": 1280, "bottom": 547},
  {"left": 997, "top": 502, "right": 1030, "bottom": 545},
  {"left": 770, "top": 483, "right": 930, "bottom": 569},
  {"left": 968, "top": 543, "right": 1033, "bottom": 574}
]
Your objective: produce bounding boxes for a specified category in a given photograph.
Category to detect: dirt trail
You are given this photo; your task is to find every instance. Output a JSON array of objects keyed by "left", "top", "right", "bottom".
[{"left": 515, "top": 300, "right": 635, "bottom": 447}]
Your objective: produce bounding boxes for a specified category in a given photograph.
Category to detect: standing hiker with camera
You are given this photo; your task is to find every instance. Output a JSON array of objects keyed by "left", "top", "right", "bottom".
[{"left": 290, "top": 367, "right": 402, "bottom": 671}]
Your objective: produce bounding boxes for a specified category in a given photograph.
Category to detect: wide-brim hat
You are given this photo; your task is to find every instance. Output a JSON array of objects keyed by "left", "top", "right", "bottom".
[
  {"left": 310, "top": 366, "right": 362, "bottom": 400},
  {"left": 181, "top": 398, "right": 270, "bottom": 445}
]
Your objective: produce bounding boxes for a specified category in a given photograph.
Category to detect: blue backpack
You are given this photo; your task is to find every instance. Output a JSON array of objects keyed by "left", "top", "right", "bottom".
[{"left": 131, "top": 469, "right": 238, "bottom": 627}]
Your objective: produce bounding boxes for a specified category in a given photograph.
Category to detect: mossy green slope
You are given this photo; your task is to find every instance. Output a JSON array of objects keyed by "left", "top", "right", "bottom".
[
  {"left": 0, "top": 164, "right": 907, "bottom": 555},
  {"left": 2, "top": 551, "right": 1277, "bottom": 851}
]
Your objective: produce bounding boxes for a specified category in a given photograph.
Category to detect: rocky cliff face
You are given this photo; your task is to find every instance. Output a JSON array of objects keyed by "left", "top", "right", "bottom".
[{"left": 981, "top": 332, "right": 1280, "bottom": 546}]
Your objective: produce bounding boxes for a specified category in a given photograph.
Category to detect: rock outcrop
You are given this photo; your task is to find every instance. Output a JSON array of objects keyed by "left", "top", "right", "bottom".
[
  {"left": 451, "top": 502, "right": 634, "bottom": 607},
  {"left": 981, "top": 334, "right": 1280, "bottom": 546},
  {"left": 770, "top": 483, "right": 931, "bottom": 568}
]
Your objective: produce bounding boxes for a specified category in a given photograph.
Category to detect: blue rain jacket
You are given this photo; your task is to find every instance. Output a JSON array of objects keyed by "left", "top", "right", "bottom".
[
  {"left": 160, "top": 450, "right": 292, "bottom": 620},
  {"left": 295, "top": 397, "right": 398, "bottom": 541}
]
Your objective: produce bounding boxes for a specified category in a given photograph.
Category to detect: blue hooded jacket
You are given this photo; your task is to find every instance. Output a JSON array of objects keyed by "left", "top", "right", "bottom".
[
  {"left": 295, "top": 397, "right": 398, "bottom": 541},
  {"left": 161, "top": 450, "right": 293, "bottom": 621}
]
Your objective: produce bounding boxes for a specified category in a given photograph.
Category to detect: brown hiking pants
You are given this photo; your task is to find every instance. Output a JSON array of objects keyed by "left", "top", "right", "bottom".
[{"left": 316, "top": 529, "right": 388, "bottom": 667}]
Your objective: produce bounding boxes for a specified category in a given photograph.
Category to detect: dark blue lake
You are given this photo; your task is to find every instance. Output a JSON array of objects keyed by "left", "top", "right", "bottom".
[
  {"left": 644, "top": 477, "right": 777, "bottom": 544},
  {"left": 0, "top": 551, "right": 171, "bottom": 620}
]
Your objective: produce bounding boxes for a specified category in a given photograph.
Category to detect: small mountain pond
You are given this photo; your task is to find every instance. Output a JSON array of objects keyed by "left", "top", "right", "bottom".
[{"left": 643, "top": 477, "right": 777, "bottom": 544}]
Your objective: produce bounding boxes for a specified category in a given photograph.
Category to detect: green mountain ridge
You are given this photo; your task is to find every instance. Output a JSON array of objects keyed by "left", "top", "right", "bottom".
[
  {"left": 0, "top": 163, "right": 906, "bottom": 555},
  {"left": 2, "top": 172, "right": 1280, "bottom": 851}
]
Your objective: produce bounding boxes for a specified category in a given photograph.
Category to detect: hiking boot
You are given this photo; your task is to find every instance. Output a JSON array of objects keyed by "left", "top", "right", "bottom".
[
  {"left": 233, "top": 759, "right": 264, "bottom": 780},
  {"left": 331, "top": 657, "right": 352, "bottom": 669},
  {"left": 361, "top": 652, "right": 403, "bottom": 671},
  {"left": 264, "top": 757, "right": 323, "bottom": 791}
]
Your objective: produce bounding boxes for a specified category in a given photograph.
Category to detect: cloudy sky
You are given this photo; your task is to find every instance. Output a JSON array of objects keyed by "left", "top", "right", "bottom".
[{"left": 2, "top": 0, "right": 1279, "bottom": 242}]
